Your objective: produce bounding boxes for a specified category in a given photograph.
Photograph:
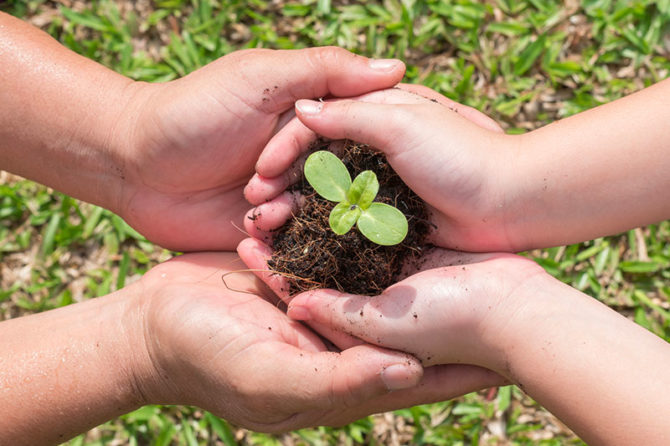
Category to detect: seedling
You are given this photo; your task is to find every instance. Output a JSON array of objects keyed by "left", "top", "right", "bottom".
[{"left": 304, "top": 150, "right": 408, "bottom": 246}]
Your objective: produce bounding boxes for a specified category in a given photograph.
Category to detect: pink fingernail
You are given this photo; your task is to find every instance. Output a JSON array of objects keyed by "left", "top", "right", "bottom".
[
  {"left": 368, "top": 58, "right": 402, "bottom": 72},
  {"left": 287, "top": 305, "right": 311, "bottom": 321},
  {"left": 295, "top": 99, "right": 323, "bottom": 115}
]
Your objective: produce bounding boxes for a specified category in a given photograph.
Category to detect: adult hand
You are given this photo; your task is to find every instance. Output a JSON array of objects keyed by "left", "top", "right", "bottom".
[
  {"left": 0, "top": 14, "right": 405, "bottom": 252},
  {"left": 0, "top": 251, "right": 503, "bottom": 444},
  {"left": 116, "top": 48, "right": 406, "bottom": 251},
  {"left": 243, "top": 87, "right": 515, "bottom": 252}
]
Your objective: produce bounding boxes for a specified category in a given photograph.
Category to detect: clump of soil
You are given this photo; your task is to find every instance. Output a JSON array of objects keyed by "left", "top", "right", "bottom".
[{"left": 268, "top": 140, "right": 431, "bottom": 296}]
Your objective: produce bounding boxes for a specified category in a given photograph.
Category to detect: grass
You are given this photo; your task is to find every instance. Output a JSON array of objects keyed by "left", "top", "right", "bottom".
[{"left": 1, "top": 0, "right": 669, "bottom": 444}]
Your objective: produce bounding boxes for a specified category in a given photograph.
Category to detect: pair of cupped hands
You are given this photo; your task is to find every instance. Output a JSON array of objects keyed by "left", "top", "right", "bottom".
[{"left": 117, "top": 47, "right": 541, "bottom": 432}]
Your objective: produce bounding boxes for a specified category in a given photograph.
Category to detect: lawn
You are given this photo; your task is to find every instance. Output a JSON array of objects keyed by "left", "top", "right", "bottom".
[{"left": 1, "top": 0, "right": 669, "bottom": 444}]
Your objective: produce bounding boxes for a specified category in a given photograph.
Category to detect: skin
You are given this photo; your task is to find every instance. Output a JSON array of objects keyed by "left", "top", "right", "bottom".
[
  {"left": 238, "top": 82, "right": 670, "bottom": 444},
  {"left": 242, "top": 87, "right": 507, "bottom": 247},
  {"left": 0, "top": 252, "right": 505, "bottom": 445},
  {"left": 0, "top": 13, "right": 507, "bottom": 442},
  {"left": 284, "top": 249, "right": 670, "bottom": 446},
  {"left": 0, "top": 11, "right": 407, "bottom": 252},
  {"left": 238, "top": 87, "right": 509, "bottom": 347},
  {"left": 247, "top": 81, "right": 670, "bottom": 251}
]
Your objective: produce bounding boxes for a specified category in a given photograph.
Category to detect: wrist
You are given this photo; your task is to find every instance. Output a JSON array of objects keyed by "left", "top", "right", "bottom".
[
  {"left": 473, "top": 132, "right": 527, "bottom": 251},
  {"left": 469, "top": 256, "right": 557, "bottom": 374},
  {"left": 64, "top": 76, "right": 149, "bottom": 214},
  {"left": 114, "top": 275, "right": 183, "bottom": 408},
  {"left": 114, "top": 281, "right": 162, "bottom": 408},
  {"left": 100, "top": 80, "right": 157, "bottom": 215},
  {"left": 481, "top": 271, "right": 583, "bottom": 381}
]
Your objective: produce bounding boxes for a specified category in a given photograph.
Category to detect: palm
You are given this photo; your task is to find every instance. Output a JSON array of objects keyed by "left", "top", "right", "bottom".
[{"left": 141, "top": 254, "right": 328, "bottom": 428}]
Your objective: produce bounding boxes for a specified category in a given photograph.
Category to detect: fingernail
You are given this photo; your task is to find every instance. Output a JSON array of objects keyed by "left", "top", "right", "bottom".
[
  {"left": 369, "top": 58, "right": 402, "bottom": 72},
  {"left": 381, "top": 364, "right": 415, "bottom": 391},
  {"left": 287, "top": 305, "right": 311, "bottom": 321},
  {"left": 295, "top": 99, "right": 323, "bottom": 115}
]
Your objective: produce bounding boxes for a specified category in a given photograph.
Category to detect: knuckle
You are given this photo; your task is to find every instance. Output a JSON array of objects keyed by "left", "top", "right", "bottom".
[
  {"left": 307, "top": 46, "right": 363, "bottom": 77},
  {"left": 309, "top": 46, "right": 350, "bottom": 67}
]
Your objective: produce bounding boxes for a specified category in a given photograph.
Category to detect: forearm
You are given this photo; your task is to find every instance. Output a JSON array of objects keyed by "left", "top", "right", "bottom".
[
  {"left": 506, "top": 78, "right": 670, "bottom": 249},
  {"left": 0, "top": 286, "right": 153, "bottom": 444},
  {"left": 0, "top": 12, "right": 140, "bottom": 212},
  {"left": 493, "top": 276, "right": 670, "bottom": 445}
]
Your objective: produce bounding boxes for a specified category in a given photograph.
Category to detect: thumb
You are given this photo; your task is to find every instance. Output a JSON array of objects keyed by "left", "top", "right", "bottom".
[
  {"left": 220, "top": 47, "right": 405, "bottom": 113},
  {"left": 272, "top": 343, "right": 423, "bottom": 430}
]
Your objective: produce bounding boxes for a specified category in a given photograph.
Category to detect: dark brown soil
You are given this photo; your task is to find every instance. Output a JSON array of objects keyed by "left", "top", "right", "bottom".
[{"left": 268, "top": 140, "right": 431, "bottom": 296}]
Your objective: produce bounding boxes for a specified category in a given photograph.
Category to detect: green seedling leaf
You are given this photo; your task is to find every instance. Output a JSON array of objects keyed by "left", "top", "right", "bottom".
[
  {"left": 347, "top": 170, "right": 379, "bottom": 209},
  {"left": 329, "top": 201, "right": 361, "bottom": 235},
  {"left": 357, "top": 203, "right": 408, "bottom": 246},
  {"left": 303, "top": 151, "right": 408, "bottom": 245},
  {"left": 304, "top": 151, "right": 351, "bottom": 202}
]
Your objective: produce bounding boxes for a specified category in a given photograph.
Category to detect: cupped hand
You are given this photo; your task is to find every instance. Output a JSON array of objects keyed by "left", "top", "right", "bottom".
[
  {"left": 244, "top": 87, "right": 520, "bottom": 252},
  {"left": 132, "top": 252, "right": 503, "bottom": 432},
  {"left": 283, "top": 248, "right": 547, "bottom": 373},
  {"left": 115, "top": 48, "right": 406, "bottom": 252}
]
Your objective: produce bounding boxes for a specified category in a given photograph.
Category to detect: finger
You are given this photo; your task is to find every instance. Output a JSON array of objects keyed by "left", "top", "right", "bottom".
[
  {"left": 244, "top": 173, "right": 291, "bottom": 207},
  {"left": 294, "top": 99, "right": 434, "bottom": 158},
  {"left": 252, "top": 137, "right": 346, "bottom": 206},
  {"left": 396, "top": 84, "right": 504, "bottom": 133},
  {"left": 272, "top": 108, "right": 297, "bottom": 137},
  {"left": 256, "top": 116, "right": 319, "bottom": 178},
  {"left": 237, "top": 237, "right": 291, "bottom": 300},
  {"left": 237, "top": 237, "right": 365, "bottom": 350},
  {"left": 287, "top": 287, "right": 411, "bottom": 351},
  {"left": 228, "top": 47, "right": 405, "bottom": 114},
  {"left": 253, "top": 90, "right": 431, "bottom": 200},
  {"left": 396, "top": 83, "right": 453, "bottom": 103},
  {"left": 384, "top": 363, "right": 507, "bottom": 406},
  {"left": 264, "top": 343, "right": 423, "bottom": 428},
  {"left": 242, "top": 191, "right": 303, "bottom": 241},
  {"left": 314, "top": 364, "right": 507, "bottom": 427}
]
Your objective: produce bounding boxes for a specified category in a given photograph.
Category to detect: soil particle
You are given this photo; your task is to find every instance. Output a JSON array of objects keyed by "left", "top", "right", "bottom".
[{"left": 268, "top": 140, "right": 430, "bottom": 296}]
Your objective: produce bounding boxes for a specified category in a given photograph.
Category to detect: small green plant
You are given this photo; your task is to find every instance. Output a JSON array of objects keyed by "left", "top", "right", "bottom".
[{"left": 304, "top": 150, "right": 408, "bottom": 246}]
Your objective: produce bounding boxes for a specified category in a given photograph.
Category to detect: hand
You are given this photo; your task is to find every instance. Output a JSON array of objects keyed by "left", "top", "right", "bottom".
[
  {"left": 280, "top": 248, "right": 545, "bottom": 371},
  {"left": 133, "top": 252, "right": 504, "bottom": 432},
  {"left": 281, "top": 248, "right": 670, "bottom": 444},
  {"left": 244, "top": 87, "right": 518, "bottom": 252},
  {"left": 112, "top": 48, "right": 407, "bottom": 252}
]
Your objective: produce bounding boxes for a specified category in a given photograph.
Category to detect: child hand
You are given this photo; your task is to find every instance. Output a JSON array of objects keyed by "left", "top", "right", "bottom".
[
  {"left": 245, "top": 87, "right": 519, "bottom": 252},
  {"left": 282, "top": 248, "right": 544, "bottom": 370},
  {"left": 280, "top": 247, "right": 670, "bottom": 445}
]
